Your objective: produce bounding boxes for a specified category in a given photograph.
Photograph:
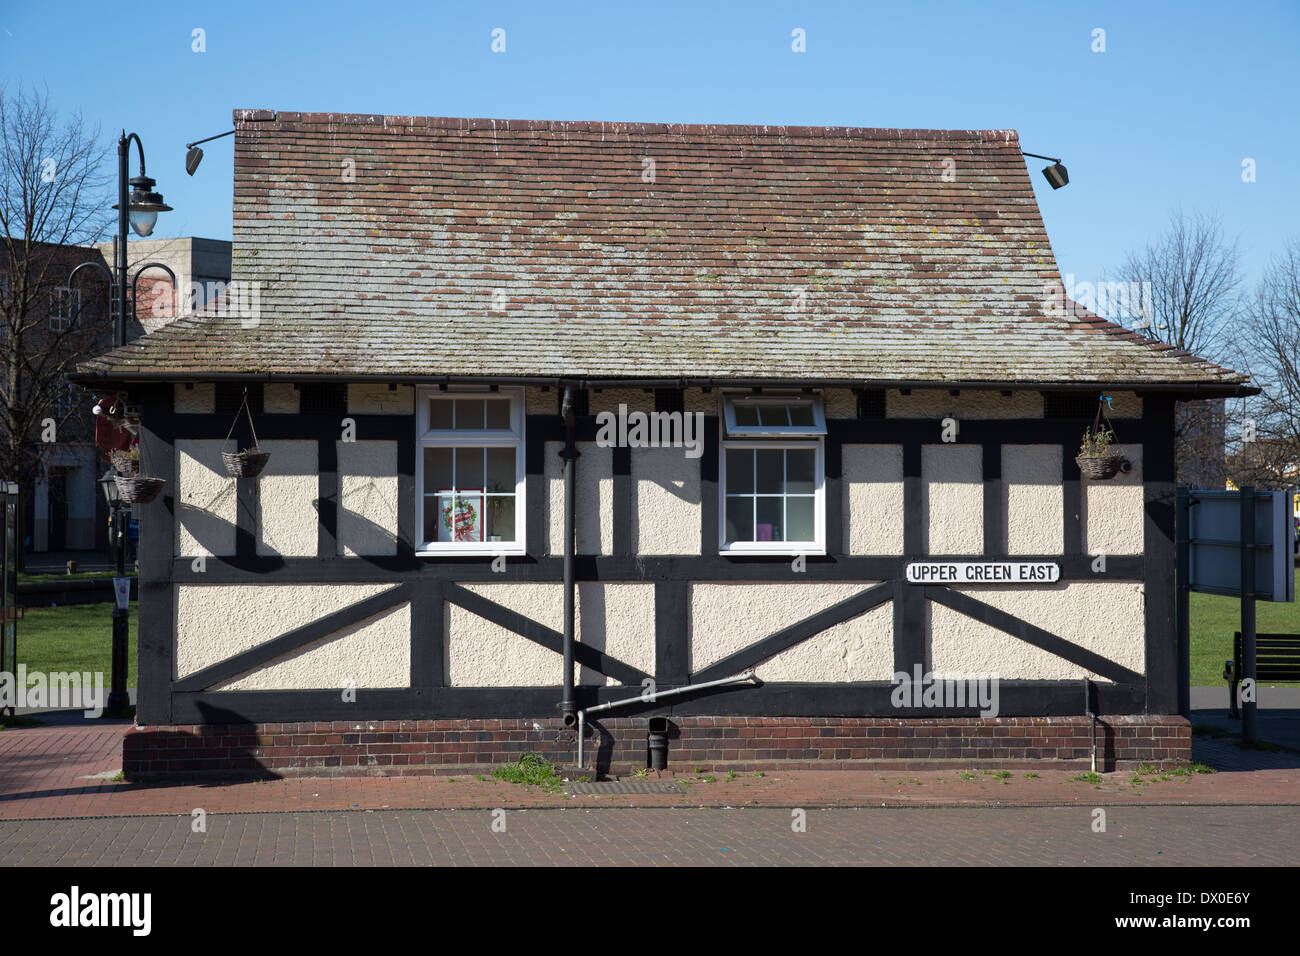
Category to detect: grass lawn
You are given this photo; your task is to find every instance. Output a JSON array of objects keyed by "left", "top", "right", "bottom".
[
  {"left": 1189, "top": 571, "right": 1300, "bottom": 686},
  {"left": 18, "top": 571, "right": 136, "bottom": 583},
  {"left": 17, "top": 602, "right": 138, "bottom": 688}
]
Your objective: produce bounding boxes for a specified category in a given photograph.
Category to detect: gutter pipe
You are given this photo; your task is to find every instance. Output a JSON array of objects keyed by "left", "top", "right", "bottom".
[
  {"left": 559, "top": 386, "right": 578, "bottom": 726},
  {"left": 576, "top": 671, "right": 758, "bottom": 768}
]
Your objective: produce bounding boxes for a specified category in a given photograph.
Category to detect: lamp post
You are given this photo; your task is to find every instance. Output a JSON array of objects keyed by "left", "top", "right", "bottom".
[
  {"left": 97, "top": 469, "right": 129, "bottom": 715},
  {"left": 93, "top": 131, "right": 169, "bottom": 717}
]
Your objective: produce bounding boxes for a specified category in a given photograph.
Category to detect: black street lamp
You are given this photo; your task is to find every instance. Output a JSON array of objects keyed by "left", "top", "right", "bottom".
[
  {"left": 110, "top": 132, "right": 171, "bottom": 347},
  {"left": 92, "top": 131, "right": 169, "bottom": 717}
]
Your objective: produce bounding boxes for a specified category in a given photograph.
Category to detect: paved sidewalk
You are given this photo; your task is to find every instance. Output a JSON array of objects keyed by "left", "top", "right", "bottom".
[
  {"left": 0, "top": 720, "right": 1297, "bottom": 820},
  {"left": 1, "top": 805, "right": 1295, "bottom": 866}
]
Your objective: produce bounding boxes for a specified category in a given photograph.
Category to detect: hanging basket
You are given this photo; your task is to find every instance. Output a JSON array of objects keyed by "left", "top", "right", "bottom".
[
  {"left": 110, "top": 450, "right": 140, "bottom": 477},
  {"left": 115, "top": 475, "right": 165, "bottom": 504},
  {"left": 222, "top": 447, "right": 270, "bottom": 478},
  {"left": 221, "top": 390, "right": 270, "bottom": 479},
  {"left": 1076, "top": 452, "right": 1124, "bottom": 481}
]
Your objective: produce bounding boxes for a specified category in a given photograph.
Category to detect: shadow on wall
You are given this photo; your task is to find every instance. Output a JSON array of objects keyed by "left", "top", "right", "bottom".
[{"left": 174, "top": 442, "right": 399, "bottom": 561}]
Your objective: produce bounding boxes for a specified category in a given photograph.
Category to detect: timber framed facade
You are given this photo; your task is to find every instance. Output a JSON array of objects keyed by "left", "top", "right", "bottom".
[{"left": 75, "top": 110, "right": 1254, "bottom": 775}]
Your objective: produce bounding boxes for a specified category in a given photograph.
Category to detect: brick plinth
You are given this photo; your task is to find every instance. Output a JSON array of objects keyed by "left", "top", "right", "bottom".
[{"left": 123, "top": 715, "right": 1191, "bottom": 779}]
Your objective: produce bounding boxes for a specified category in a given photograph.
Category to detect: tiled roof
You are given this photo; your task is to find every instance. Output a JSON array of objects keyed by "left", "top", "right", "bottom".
[{"left": 76, "top": 110, "right": 1250, "bottom": 393}]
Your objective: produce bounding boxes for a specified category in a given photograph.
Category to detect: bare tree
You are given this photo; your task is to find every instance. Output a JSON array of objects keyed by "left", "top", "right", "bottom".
[
  {"left": 0, "top": 84, "right": 112, "bottom": 494},
  {"left": 1116, "top": 210, "right": 1244, "bottom": 487},
  {"left": 1227, "top": 239, "right": 1300, "bottom": 489}
]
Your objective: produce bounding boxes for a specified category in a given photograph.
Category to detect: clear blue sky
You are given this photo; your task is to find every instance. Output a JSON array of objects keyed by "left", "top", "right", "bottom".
[{"left": 3, "top": 0, "right": 1296, "bottom": 292}]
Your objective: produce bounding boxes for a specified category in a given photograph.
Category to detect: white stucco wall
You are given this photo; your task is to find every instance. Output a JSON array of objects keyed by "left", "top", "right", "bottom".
[
  {"left": 1082, "top": 443, "right": 1144, "bottom": 556},
  {"left": 928, "top": 581, "right": 1145, "bottom": 681},
  {"left": 545, "top": 441, "right": 612, "bottom": 555},
  {"left": 263, "top": 384, "right": 299, "bottom": 414},
  {"left": 174, "top": 383, "right": 215, "bottom": 414},
  {"left": 337, "top": 441, "right": 398, "bottom": 556},
  {"left": 446, "top": 582, "right": 655, "bottom": 686},
  {"left": 823, "top": 388, "right": 857, "bottom": 419},
  {"left": 690, "top": 582, "right": 893, "bottom": 681},
  {"left": 922, "top": 444, "right": 982, "bottom": 554},
  {"left": 176, "top": 582, "right": 409, "bottom": 689},
  {"left": 844, "top": 444, "right": 904, "bottom": 555},
  {"left": 255, "top": 440, "right": 318, "bottom": 557},
  {"left": 175, "top": 439, "right": 236, "bottom": 556},
  {"left": 889, "top": 389, "right": 1044, "bottom": 420},
  {"left": 348, "top": 384, "right": 414, "bottom": 415},
  {"left": 1003, "top": 444, "right": 1064, "bottom": 554},
  {"left": 633, "top": 446, "right": 701, "bottom": 555}
]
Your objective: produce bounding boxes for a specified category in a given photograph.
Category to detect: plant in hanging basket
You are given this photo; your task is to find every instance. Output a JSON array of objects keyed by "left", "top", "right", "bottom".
[
  {"left": 114, "top": 475, "right": 165, "bottom": 504},
  {"left": 221, "top": 447, "right": 271, "bottom": 478},
  {"left": 110, "top": 447, "right": 140, "bottom": 477},
  {"left": 1075, "top": 424, "right": 1123, "bottom": 480}
]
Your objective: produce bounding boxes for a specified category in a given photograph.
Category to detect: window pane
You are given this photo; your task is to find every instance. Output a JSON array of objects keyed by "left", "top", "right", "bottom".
[
  {"left": 787, "top": 497, "right": 815, "bottom": 542},
  {"left": 786, "top": 449, "right": 815, "bottom": 494},
  {"left": 485, "top": 446, "right": 515, "bottom": 490},
  {"left": 733, "top": 402, "right": 760, "bottom": 426},
  {"left": 788, "top": 402, "right": 815, "bottom": 427},
  {"left": 484, "top": 399, "right": 511, "bottom": 429},
  {"left": 429, "top": 399, "right": 453, "bottom": 430},
  {"left": 485, "top": 495, "right": 516, "bottom": 542},
  {"left": 424, "top": 447, "right": 453, "bottom": 493},
  {"left": 423, "top": 497, "right": 442, "bottom": 544},
  {"left": 758, "top": 404, "right": 790, "bottom": 426},
  {"left": 756, "top": 497, "right": 784, "bottom": 542},
  {"left": 756, "top": 449, "right": 784, "bottom": 494},
  {"left": 455, "top": 447, "right": 484, "bottom": 490},
  {"left": 725, "top": 496, "right": 753, "bottom": 543},
  {"left": 725, "top": 449, "right": 753, "bottom": 494},
  {"left": 454, "top": 399, "right": 485, "bottom": 430}
]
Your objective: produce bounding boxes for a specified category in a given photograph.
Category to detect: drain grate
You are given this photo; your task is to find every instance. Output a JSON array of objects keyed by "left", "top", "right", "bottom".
[{"left": 566, "top": 780, "right": 685, "bottom": 795}]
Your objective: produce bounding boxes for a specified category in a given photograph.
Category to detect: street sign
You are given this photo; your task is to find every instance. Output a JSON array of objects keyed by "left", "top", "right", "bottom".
[
  {"left": 1186, "top": 490, "right": 1294, "bottom": 601},
  {"left": 906, "top": 562, "right": 1060, "bottom": 584},
  {"left": 113, "top": 577, "right": 131, "bottom": 611}
]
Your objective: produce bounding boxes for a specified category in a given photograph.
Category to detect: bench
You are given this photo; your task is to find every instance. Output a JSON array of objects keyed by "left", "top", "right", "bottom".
[{"left": 1225, "top": 632, "right": 1300, "bottom": 718}]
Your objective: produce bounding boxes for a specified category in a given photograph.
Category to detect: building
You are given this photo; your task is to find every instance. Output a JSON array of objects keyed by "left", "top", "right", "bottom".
[
  {"left": 95, "top": 236, "right": 233, "bottom": 335},
  {"left": 74, "top": 110, "right": 1254, "bottom": 777},
  {"left": 0, "top": 240, "right": 113, "bottom": 556}
]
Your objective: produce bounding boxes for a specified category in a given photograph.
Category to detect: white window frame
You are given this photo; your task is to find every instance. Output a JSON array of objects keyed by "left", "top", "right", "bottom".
[
  {"left": 722, "top": 393, "right": 827, "bottom": 438},
  {"left": 719, "top": 392, "right": 826, "bottom": 555},
  {"left": 415, "top": 386, "right": 526, "bottom": 556},
  {"left": 49, "top": 287, "right": 80, "bottom": 333}
]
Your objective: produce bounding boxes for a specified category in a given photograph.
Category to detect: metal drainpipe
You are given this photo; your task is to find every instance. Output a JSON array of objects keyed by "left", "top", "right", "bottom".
[{"left": 559, "top": 386, "right": 579, "bottom": 727}]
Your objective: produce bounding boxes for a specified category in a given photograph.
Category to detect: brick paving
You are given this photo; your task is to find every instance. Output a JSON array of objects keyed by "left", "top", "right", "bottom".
[
  {"left": 0, "top": 721, "right": 1297, "bottom": 821},
  {"left": 0, "top": 805, "right": 1295, "bottom": 866}
]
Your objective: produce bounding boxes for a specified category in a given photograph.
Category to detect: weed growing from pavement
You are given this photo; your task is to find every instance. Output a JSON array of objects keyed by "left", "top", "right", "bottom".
[
  {"left": 492, "top": 752, "right": 563, "bottom": 792},
  {"left": 1023, "top": 772, "right": 1040, "bottom": 779},
  {"left": 1071, "top": 772, "right": 1103, "bottom": 784}
]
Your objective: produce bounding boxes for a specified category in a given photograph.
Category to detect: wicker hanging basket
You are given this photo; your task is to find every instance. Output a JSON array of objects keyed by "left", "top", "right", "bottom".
[
  {"left": 1075, "top": 452, "right": 1124, "bottom": 481},
  {"left": 115, "top": 475, "right": 165, "bottom": 504},
  {"left": 222, "top": 448, "right": 270, "bottom": 478},
  {"left": 110, "top": 449, "right": 140, "bottom": 477},
  {"left": 221, "top": 390, "right": 271, "bottom": 478},
  {"left": 1076, "top": 396, "right": 1124, "bottom": 481}
]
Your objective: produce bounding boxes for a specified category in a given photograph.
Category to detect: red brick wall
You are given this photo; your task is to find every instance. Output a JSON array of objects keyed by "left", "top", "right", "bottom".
[{"left": 123, "top": 715, "right": 1191, "bottom": 778}]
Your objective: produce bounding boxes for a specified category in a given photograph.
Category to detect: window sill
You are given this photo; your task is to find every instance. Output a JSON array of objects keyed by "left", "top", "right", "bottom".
[
  {"left": 416, "top": 546, "right": 527, "bottom": 558},
  {"left": 720, "top": 544, "right": 826, "bottom": 557}
]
